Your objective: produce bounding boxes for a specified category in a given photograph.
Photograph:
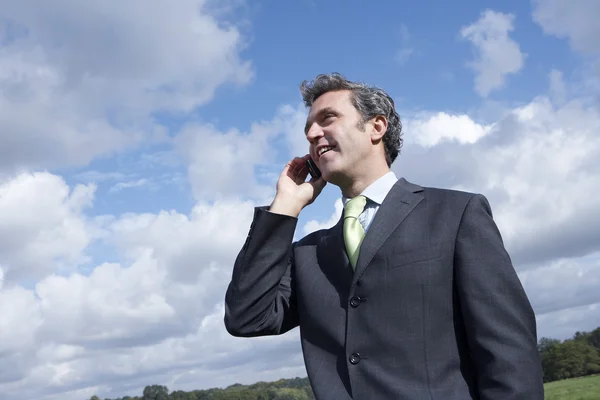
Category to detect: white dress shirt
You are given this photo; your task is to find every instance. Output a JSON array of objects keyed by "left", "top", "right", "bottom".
[{"left": 342, "top": 171, "right": 398, "bottom": 233}]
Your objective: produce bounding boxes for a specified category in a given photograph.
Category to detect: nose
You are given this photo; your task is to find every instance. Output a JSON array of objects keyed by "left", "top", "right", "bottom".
[{"left": 306, "top": 123, "right": 324, "bottom": 144}]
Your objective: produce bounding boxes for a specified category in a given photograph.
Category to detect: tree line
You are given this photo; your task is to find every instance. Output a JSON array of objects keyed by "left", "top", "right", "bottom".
[
  {"left": 538, "top": 326, "right": 600, "bottom": 382},
  {"left": 89, "top": 326, "right": 600, "bottom": 400},
  {"left": 90, "top": 377, "right": 315, "bottom": 400}
]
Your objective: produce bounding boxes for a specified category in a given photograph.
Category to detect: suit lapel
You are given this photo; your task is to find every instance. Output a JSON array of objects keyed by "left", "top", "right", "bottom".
[
  {"left": 351, "top": 178, "right": 424, "bottom": 287},
  {"left": 318, "top": 215, "right": 354, "bottom": 288}
]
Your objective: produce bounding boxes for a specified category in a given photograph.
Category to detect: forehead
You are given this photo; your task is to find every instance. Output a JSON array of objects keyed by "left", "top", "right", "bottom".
[
  {"left": 309, "top": 90, "right": 353, "bottom": 116},
  {"left": 304, "top": 90, "right": 354, "bottom": 132}
]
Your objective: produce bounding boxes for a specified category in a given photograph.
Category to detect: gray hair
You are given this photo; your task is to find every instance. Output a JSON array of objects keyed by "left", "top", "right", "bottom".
[{"left": 299, "top": 73, "right": 402, "bottom": 166}]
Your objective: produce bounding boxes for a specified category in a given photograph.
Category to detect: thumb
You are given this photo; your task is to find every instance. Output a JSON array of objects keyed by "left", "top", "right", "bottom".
[{"left": 309, "top": 176, "right": 327, "bottom": 193}]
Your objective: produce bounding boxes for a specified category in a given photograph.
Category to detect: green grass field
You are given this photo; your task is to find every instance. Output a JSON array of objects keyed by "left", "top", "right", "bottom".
[{"left": 544, "top": 375, "right": 600, "bottom": 400}]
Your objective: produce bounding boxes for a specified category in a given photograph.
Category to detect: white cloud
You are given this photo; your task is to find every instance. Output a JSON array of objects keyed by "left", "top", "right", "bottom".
[
  {"left": 536, "top": 302, "right": 600, "bottom": 341},
  {"left": 280, "top": 104, "right": 310, "bottom": 160},
  {"left": 302, "top": 199, "right": 343, "bottom": 236},
  {"left": 35, "top": 253, "right": 175, "bottom": 348},
  {"left": 404, "top": 111, "right": 493, "bottom": 147},
  {"left": 0, "top": 181, "right": 304, "bottom": 399},
  {"left": 519, "top": 253, "right": 600, "bottom": 317},
  {"left": 533, "top": 0, "right": 600, "bottom": 56},
  {"left": 460, "top": 10, "right": 525, "bottom": 97},
  {"left": 394, "top": 24, "right": 414, "bottom": 66},
  {"left": 75, "top": 169, "right": 185, "bottom": 196},
  {"left": 549, "top": 69, "right": 567, "bottom": 105},
  {"left": 108, "top": 179, "right": 152, "bottom": 194},
  {"left": 176, "top": 123, "right": 277, "bottom": 202},
  {"left": 483, "top": 97, "right": 600, "bottom": 265},
  {"left": 0, "top": 282, "right": 42, "bottom": 385},
  {"left": 396, "top": 94, "right": 600, "bottom": 269},
  {"left": 0, "top": 0, "right": 253, "bottom": 174},
  {"left": 74, "top": 171, "right": 133, "bottom": 184},
  {"left": 0, "top": 46, "right": 149, "bottom": 174},
  {"left": 533, "top": 0, "right": 600, "bottom": 94},
  {"left": 108, "top": 200, "right": 256, "bottom": 283},
  {"left": 0, "top": 172, "right": 95, "bottom": 283},
  {"left": 176, "top": 104, "right": 308, "bottom": 203}
]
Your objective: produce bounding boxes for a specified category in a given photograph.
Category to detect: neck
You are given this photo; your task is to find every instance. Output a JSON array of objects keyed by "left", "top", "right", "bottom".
[{"left": 340, "top": 166, "right": 391, "bottom": 198}]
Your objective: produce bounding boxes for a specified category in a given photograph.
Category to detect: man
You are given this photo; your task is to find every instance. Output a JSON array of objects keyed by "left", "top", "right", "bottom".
[{"left": 224, "top": 73, "right": 544, "bottom": 399}]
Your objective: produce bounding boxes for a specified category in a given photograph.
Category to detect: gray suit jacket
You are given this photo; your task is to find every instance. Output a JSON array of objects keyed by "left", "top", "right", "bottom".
[{"left": 224, "top": 178, "right": 544, "bottom": 399}]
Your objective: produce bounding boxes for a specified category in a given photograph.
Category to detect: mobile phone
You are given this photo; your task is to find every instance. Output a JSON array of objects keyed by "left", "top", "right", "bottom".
[{"left": 306, "top": 159, "right": 322, "bottom": 179}]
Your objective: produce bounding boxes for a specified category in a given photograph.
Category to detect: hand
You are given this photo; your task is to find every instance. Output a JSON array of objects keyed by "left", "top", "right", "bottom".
[{"left": 269, "top": 155, "right": 327, "bottom": 217}]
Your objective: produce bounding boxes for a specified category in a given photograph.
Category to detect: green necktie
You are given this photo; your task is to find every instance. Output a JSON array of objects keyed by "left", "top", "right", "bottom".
[{"left": 344, "top": 195, "right": 367, "bottom": 269}]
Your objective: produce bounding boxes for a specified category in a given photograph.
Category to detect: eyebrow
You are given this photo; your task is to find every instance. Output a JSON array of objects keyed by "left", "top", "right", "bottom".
[{"left": 304, "top": 107, "right": 337, "bottom": 135}]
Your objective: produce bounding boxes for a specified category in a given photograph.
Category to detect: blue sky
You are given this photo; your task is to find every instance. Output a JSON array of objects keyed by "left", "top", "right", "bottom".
[
  {"left": 64, "top": 0, "right": 580, "bottom": 221},
  {"left": 1, "top": 0, "right": 600, "bottom": 399}
]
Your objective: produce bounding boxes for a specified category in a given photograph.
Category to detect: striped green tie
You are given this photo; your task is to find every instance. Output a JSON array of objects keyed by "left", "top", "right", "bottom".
[{"left": 344, "top": 195, "right": 367, "bottom": 269}]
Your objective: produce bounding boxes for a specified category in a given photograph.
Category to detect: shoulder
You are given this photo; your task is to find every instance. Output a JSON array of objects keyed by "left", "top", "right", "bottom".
[
  {"left": 401, "top": 178, "right": 493, "bottom": 215},
  {"left": 423, "top": 185, "right": 476, "bottom": 200},
  {"left": 401, "top": 177, "right": 478, "bottom": 203},
  {"left": 421, "top": 185, "right": 494, "bottom": 219}
]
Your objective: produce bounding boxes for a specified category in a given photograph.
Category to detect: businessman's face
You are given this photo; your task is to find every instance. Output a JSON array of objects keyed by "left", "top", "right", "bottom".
[{"left": 305, "top": 90, "right": 373, "bottom": 184}]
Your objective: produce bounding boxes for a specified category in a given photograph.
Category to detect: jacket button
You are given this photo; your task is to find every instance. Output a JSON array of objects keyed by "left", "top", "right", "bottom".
[
  {"left": 349, "top": 296, "right": 362, "bottom": 307},
  {"left": 349, "top": 353, "right": 361, "bottom": 364}
]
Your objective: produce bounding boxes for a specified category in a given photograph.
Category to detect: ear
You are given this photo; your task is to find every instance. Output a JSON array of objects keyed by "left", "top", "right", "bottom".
[{"left": 370, "top": 115, "right": 388, "bottom": 143}]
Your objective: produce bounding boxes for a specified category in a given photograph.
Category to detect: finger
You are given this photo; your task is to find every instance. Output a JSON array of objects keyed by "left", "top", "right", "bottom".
[
  {"left": 291, "top": 156, "right": 307, "bottom": 169},
  {"left": 295, "top": 163, "right": 309, "bottom": 184},
  {"left": 289, "top": 156, "right": 308, "bottom": 173},
  {"left": 309, "top": 176, "right": 327, "bottom": 188},
  {"left": 281, "top": 161, "right": 293, "bottom": 178},
  {"left": 285, "top": 161, "right": 304, "bottom": 183}
]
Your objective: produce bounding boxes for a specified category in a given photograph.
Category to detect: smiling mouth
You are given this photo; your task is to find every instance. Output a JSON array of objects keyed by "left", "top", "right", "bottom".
[{"left": 318, "top": 146, "right": 335, "bottom": 157}]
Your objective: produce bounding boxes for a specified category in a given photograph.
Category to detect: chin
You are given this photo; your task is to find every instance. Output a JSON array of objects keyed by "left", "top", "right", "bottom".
[{"left": 321, "top": 168, "right": 344, "bottom": 186}]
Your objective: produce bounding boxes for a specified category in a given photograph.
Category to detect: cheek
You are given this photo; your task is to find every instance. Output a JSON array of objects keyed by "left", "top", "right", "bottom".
[{"left": 344, "top": 130, "right": 364, "bottom": 150}]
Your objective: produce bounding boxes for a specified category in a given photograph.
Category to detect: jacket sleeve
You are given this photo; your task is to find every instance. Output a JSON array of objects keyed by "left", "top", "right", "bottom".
[
  {"left": 224, "top": 206, "right": 300, "bottom": 337},
  {"left": 455, "top": 194, "right": 544, "bottom": 399}
]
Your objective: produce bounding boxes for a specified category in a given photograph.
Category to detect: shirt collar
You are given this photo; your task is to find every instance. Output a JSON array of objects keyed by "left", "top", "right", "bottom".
[{"left": 342, "top": 171, "right": 398, "bottom": 206}]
